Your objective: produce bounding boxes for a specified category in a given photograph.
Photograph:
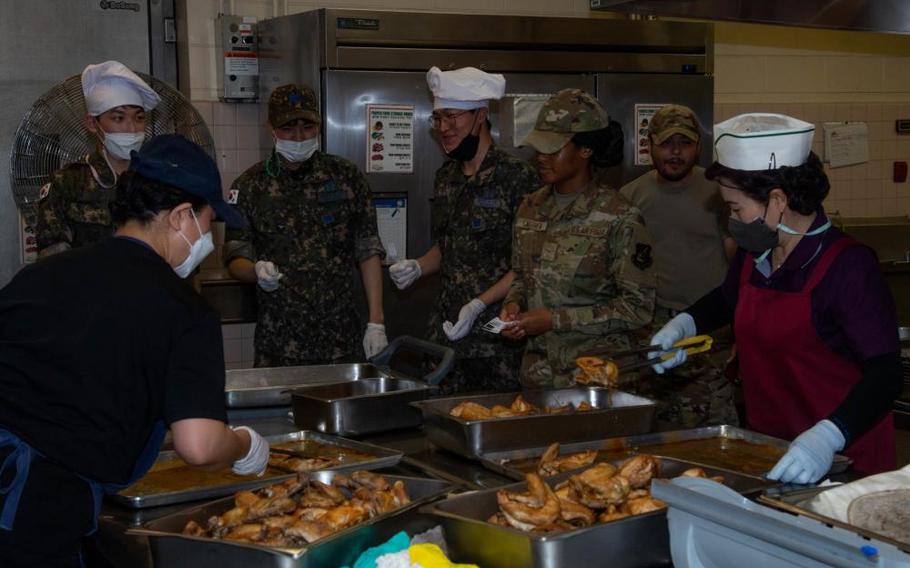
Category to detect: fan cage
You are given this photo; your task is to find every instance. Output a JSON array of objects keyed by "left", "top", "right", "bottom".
[{"left": 10, "top": 71, "right": 214, "bottom": 213}]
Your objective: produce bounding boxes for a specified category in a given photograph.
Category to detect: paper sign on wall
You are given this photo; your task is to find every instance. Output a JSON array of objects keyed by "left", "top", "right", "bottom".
[
  {"left": 824, "top": 122, "right": 868, "bottom": 168},
  {"left": 634, "top": 103, "right": 670, "bottom": 166},
  {"left": 366, "top": 105, "right": 414, "bottom": 173}
]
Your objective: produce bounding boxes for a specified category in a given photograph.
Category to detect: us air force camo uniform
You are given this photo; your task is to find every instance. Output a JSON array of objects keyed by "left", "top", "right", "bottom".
[
  {"left": 621, "top": 104, "right": 739, "bottom": 428},
  {"left": 505, "top": 182, "right": 657, "bottom": 388},
  {"left": 430, "top": 147, "right": 539, "bottom": 393},
  {"left": 224, "top": 151, "right": 385, "bottom": 367},
  {"left": 36, "top": 152, "right": 116, "bottom": 258}
]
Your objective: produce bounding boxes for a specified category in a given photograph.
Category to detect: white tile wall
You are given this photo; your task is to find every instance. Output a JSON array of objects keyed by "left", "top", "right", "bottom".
[{"left": 222, "top": 323, "right": 257, "bottom": 369}]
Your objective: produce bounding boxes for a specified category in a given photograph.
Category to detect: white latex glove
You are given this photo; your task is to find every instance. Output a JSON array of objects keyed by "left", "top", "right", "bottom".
[
  {"left": 231, "top": 426, "right": 269, "bottom": 476},
  {"left": 363, "top": 323, "right": 388, "bottom": 358},
  {"left": 767, "top": 419, "right": 845, "bottom": 485},
  {"left": 254, "top": 260, "right": 283, "bottom": 292},
  {"left": 388, "top": 259, "right": 421, "bottom": 290},
  {"left": 443, "top": 298, "right": 486, "bottom": 341},
  {"left": 648, "top": 312, "right": 697, "bottom": 374}
]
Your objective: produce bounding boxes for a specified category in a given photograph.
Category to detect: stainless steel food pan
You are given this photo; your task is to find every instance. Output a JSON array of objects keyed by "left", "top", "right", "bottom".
[
  {"left": 225, "top": 364, "right": 388, "bottom": 408},
  {"left": 291, "top": 377, "right": 429, "bottom": 436},
  {"left": 422, "top": 457, "right": 768, "bottom": 568},
  {"left": 131, "top": 472, "right": 453, "bottom": 568},
  {"left": 477, "top": 425, "right": 851, "bottom": 480},
  {"left": 413, "top": 388, "right": 656, "bottom": 458},
  {"left": 112, "top": 431, "right": 402, "bottom": 509}
]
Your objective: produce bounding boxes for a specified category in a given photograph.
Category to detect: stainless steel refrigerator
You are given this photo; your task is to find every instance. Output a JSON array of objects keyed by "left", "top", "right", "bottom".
[{"left": 258, "top": 9, "right": 714, "bottom": 339}]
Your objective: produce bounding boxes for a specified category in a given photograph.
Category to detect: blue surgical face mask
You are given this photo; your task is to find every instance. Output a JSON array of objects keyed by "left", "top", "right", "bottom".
[{"left": 174, "top": 209, "right": 214, "bottom": 278}]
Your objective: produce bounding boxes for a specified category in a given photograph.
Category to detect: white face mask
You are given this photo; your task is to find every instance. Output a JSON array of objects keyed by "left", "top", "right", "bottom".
[
  {"left": 174, "top": 209, "right": 214, "bottom": 278},
  {"left": 99, "top": 128, "right": 145, "bottom": 160},
  {"left": 275, "top": 137, "right": 318, "bottom": 163}
]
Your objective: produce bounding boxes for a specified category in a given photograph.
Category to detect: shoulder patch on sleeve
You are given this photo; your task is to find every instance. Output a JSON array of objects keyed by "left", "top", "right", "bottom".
[
  {"left": 39, "top": 183, "right": 51, "bottom": 200},
  {"left": 226, "top": 189, "right": 239, "bottom": 204},
  {"left": 632, "top": 243, "right": 653, "bottom": 270}
]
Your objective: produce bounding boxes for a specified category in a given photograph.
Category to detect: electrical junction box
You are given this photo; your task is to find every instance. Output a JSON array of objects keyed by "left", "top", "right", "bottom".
[
  {"left": 896, "top": 118, "right": 910, "bottom": 134},
  {"left": 217, "top": 14, "right": 259, "bottom": 102}
]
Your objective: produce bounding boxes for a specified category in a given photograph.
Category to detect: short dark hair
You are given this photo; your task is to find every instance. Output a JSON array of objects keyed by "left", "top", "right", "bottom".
[
  {"left": 704, "top": 151, "right": 829, "bottom": 215},
  {"left": 571, "top": 119, "right": 624, "bottom": 170},
  {"left": 109, "top": 171, "right": 207, "bottom": 226}
]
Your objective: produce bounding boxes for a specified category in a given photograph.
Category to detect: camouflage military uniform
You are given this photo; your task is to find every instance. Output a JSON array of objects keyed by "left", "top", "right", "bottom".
[
  {"left": 36, "top": 152, "right": 116, "bottom": 258},
  {"left": 224, "top": 150, "right": 385, "bottom": 367},
  {"left": 429, "top": 146, "right": 539, "bottom": 394},
  {"left": 505, "top": 181, "right": 657, "bottom": 388}
]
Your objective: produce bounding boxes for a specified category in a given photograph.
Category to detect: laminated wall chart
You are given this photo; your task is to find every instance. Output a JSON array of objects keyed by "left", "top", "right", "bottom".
[
  {"left": 366, "top": 105, "right": 414, "bottom": 173},
  {"left": 824, "top": 122, "right": 868, "bottom": 168},
  {"left": 374, "top": 197, "right": 407, "bottom": 264}
]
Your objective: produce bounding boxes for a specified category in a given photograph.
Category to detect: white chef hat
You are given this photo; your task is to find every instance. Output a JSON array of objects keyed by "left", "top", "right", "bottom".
[
  {"left": 81, "top": 60, "right": 160, "bottom": 116},
  {"left": 426, "top": 66, "right": 506, "bottom": 110},
  {"left": 714, "top": 113, "right": 815, "bottom": 171}
]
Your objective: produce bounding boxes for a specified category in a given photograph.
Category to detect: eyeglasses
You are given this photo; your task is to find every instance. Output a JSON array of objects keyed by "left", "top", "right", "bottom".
[{"left": 428, "top": 109, "right": 475, "bottom": 129}]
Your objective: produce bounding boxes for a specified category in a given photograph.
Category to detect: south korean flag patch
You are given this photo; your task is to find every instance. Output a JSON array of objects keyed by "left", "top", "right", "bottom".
[
  {"left": 38, "top": 183, "right": 51, "bottom": 201},
  {"left": 227, "top": 189, "right": 239, "bottom": 204}
]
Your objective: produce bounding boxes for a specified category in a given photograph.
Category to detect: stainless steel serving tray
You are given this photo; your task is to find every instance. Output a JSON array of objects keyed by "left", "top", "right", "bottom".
[
  {"left": 291, "top": 377, "right": 429, "bottom": 436},
  {"left": 413, "top": 388, "right": 656, "bottom": 458},
  {"left": 132, "top": 472, "right": 454, "bottom": 568},
  {"left": 478, "top": 425, "right": 851, "bottom": 480},
  {"left": 112, "top": 431, "right": 403, "bottom": 509},
  {"left": 423, "top": 457, "right": 772, "bottom": 568},
  {"left": 225, "top": 364, "right": 391, "bottom": 408}
]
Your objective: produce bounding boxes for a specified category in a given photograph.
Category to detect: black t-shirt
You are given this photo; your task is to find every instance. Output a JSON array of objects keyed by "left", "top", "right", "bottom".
[{"left": 0, "top": 237, "right": 226, "bottom": 484}]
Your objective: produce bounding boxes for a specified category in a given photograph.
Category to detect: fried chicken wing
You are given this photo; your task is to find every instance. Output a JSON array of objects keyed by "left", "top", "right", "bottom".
[
  {"left": 497, "top": 473, "right": 561, "bottom": 531},
  {"left": 617, "top": 455, "right": 660, "bottom": 490},
  {"left": 569, "top": 463, "right": 628, "bottom": 508},
  {"left": 509, "top": 395, "right": 538, "bottom": 415},
  {"left": 575, "top": 357, "right": 619, "bottom": 387},
  {"left": 537, "top": 442, "right": 599, "bottom": 477},
  {"left": 625, "top": 497, "right": 666, "bottom": 515},
  {"left": 679, "top": 466, "right": 725, "bottom": 483},
  {"left": 449, "top": 401, "right": 492, "bottom": 420}
]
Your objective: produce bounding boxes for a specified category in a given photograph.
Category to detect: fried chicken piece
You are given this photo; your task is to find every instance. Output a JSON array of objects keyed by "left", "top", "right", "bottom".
[
  {"left": 295, "top": 507, "right": 329, "bottom": 521},
  {"left": 450, "top": 401, "right": 492, "bottom": 420},
  {"left": 679, "top": 467, "right": 725, "bottom": 483},
  {"left": 490, "top": 404, "right": 516, "bottom": 418},
  {"left": 509, "top": 394, "right": 537, "bottom": 415},
  {"left": 320, "top": 504, "right": 368, "bottom": 530},
  {"left": 575, "top": 401, "right": 595, "bottom": 412},
  {"left": 351, "top": 470, "right": 390, "bottom": 491},
  {"left": 182, "top": 519, "right": 206, "bottom": 537},
  {"left": 299, "top": 480, "right": 346, "bottom": 508},
  {"left": 224, "top": 523, "right": 265, "bottom": 542},
  {"left": 533, "top": 519, "right": 576, "bottom": 533},
  {"left": 537, "top": 442, "right": 599, "bottom": 477},
  {"left": 285, "top": 519, "right": 334, "bottom": 543},
  {"left": 234, "top": 490, "right": 261, "bottom": 508},
  {"left": 617, "top": 455, "right": 660, "bottom": 490},
  {"left": 569, "top": 463, "right": 628, "bottom": 509},
  {"left": 487, "top": 512, "right": 509, "bottom": 526},
  {"left": 626, "top": 497, "right": 666, "bottom": 515},
  {"left": 627, "top": 489, "right": 650, "bottom": 499},
  {"left": 497, "top": 473, "right": 561, "bottom": 531},
  {"left": 210, "top": 506, "right": 249, "bottom": 530},
  {"left": 284, "top": 457, "right": 341, "bottom": 472},
  {"left": 262, "top": 515, "right": 298, "bottom": 530},
  {"left": 392, "top": 480, "right": 410, "bottom": 507},
  {"left": 544, "top": 403, "right": 573, "bottom": 414},
  {"left": 575, "top": 357, "right": 619, "bottom": 387},
  {"left": 597, "top": 508, "right": 631, "bottom": 523},
  {"left": 558, "top": 497, "right": 595, "bottom": 526}
]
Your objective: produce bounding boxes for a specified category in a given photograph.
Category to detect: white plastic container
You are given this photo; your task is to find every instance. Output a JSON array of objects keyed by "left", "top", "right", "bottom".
[{"left": 652, "top": 477, "right": 910, "bottom": 568}]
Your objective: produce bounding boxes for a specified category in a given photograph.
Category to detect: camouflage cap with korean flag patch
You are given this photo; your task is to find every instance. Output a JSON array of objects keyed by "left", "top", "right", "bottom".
[
  {"left": 522, "top": 89, "right": 609, "bottom": 154},
  {"left": 268, "top": 84, "right": 320, "bottom": 127}
]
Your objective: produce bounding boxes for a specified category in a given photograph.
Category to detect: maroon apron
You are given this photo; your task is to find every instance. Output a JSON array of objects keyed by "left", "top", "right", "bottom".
[{"left": 734, "top": 237, "right": 895, "bottom": 475}]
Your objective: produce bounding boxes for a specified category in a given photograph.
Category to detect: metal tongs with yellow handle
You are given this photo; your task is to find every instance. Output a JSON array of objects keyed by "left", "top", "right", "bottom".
[{"left": 575, "top": 335, "right": 713, "bottom": 387}]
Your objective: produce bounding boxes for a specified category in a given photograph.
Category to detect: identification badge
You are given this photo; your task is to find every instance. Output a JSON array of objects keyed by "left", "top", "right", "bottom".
[
  {"left": 317, "top": 180, "right": 346, "bottom": 203},
  {"left": 540, "top": 242, "right": 558, "bottom": 261},
  {"left": 516, "top": 218, "right": 547, "bottom": 231},
  {"left": 474, "top": 197, "right": 502, "bottom": 209}
]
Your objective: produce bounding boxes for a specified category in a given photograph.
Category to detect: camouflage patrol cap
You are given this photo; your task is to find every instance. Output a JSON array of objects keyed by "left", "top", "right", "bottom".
[
  {"left": 648, "top": 104, "right": 700, "bottom": 144},
  {"left": 268, "top": 84, "right": 320, "bottom": 127},
  {"left": 522, "top": 89, "right": 609, "bottom": 154}
]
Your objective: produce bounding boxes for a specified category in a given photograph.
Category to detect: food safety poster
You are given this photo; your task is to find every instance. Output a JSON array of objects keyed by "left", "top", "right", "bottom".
[
  {"left": 634, "top": 103, "right": 669, "bottom": 166},
  {"left": 366, "top": 105, "right": 414, "bottom": 173}
]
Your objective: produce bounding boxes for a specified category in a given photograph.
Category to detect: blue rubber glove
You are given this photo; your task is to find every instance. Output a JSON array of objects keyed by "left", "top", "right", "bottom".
[
  {"left": 767, "top": 419, "right": 845, "bottom": 484},
  {"left": 648, "top": 312, "right": 696, "bottom": 374}
]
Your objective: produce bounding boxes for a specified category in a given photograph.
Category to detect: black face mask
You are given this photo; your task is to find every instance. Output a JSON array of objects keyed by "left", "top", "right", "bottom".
[
  {"left": 444, "top": 111, "right": 481, "bottom": 162},
  {"left": 728, "top": 205, "right": 780, "bottom": 253},
  {"left": 446, "top": 132, "right": 480, "bottom": 162}
]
